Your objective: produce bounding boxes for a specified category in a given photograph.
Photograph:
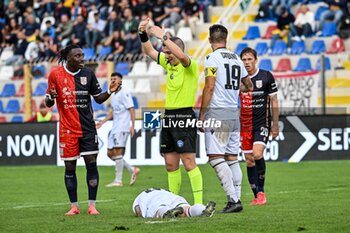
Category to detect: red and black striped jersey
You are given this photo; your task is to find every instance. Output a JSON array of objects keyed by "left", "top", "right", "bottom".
[
  {"left": 46, "top": 65, "right": 102, "bottom": 137},
  {"left": 240, "top": 69, "right": 278, "bottom": 129}
]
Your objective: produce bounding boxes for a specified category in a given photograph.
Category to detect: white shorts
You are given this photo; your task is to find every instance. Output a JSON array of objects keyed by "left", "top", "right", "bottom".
[
  {"left": 205, "top": 119, "right": 240, "bottom": 155},
  {"left": 108, "top": 131, "right": 130, "bottom": 149}
]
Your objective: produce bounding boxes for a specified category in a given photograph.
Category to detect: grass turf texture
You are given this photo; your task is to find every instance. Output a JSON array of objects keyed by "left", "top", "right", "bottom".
[{"left": 0, "top": 161, "right": 349, "bottom": 233}]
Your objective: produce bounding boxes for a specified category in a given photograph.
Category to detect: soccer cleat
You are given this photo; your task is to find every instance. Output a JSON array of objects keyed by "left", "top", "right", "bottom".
[
  {"left": 163, "top": 206, "right": 184, "bottom": 218},
  {"left": 130, "top": 167, "right": 140, "bottom": 186},
  {"left": 65, "top": 205, "right": 80, "bottom": 216},
  {"left": 221, "top": 200, "right": 243, "bottom": 213},
  {"left": 105, "top": 181, "right": 123, "bottom": 187},
  {"left": 256, "top": 192, "right": 267, "bottom": 205},
  {"left": 202, "top": 201, "right": 216, "bottom": 217},
  {"left": 250, "top": 198, "right": 258, "bottom": 205},
  {"left": 88, "top": 205, "right": 100, "bottom": 215}
]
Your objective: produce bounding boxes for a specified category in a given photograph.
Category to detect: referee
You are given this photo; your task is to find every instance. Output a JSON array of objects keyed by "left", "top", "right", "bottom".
[{"left": 138, "top": 18, "right": 203, "bottom": 204}]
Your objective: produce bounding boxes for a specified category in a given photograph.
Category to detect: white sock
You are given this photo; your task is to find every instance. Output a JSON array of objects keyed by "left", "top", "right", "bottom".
[
  {"left": 123, "top": 159, "right": 134, "bottom": 174},
  {"left": 209, "top": 158, "right": 238, "bottom": 202},
  {"left": 114, "top": 155, "right": 123, "bottom": 183},
  {"left": 88, "top": 200, "right": 96, "bottom": 206},
  {"left": 187, "top": 204, "right": 206, "bottom": 217},
  {"left": 227, "top": 160, "right": 242, "bottom": 200}
]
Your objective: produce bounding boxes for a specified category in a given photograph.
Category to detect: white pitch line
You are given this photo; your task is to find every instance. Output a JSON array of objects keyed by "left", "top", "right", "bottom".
[{"left": 145, "top": 219, "right": 178, "bottom": 224}]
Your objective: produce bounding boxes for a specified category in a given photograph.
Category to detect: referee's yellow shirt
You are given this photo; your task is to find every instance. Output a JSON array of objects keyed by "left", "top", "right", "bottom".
[{"left": 157, "top": 53, "right": 199, "bottom": 109}]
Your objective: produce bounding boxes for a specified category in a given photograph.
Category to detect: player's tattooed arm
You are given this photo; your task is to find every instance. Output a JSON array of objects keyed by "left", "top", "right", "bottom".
[
  {"left": 270, "top": 94, "right": 279, "bottom": 139},
  {"left": 240, "top": 76, "right": 254, "bottom": 92}
]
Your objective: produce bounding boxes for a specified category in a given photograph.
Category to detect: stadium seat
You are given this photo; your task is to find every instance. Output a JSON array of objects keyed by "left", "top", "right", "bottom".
[
  {"left": 0, "top": 100, "right": 3, "bottom": 113},
  {"left": 0, "top": 116, "right": 6, "bottom": 123},
  {"left": 309, "top": 40, "right": 326, "bottom": 54},
  {"left": 91, "top": 98, "right": 105, "bottom": 112},
  {"left": 20, "top": 99, "right": 38, "bottom": 113},
  {"left": 83, "top": 48, "right": 95, "bottom": 61},
  {"left": 0, "top": 66, "right": 14, "bottom": 80},
  {"left": 177, "top": 27, "right": 193, "bottom": 42},
  {"left": 33, "top": 82, "right": 48, "bottom": 96},
  {"left": 293, "top": 57, "right": 312, "bottom": 72},
  {"left": 32, "top": 65, "right": 46, "bottom": 79},
  {"left": 270, "top": 40, "right": 287, "bottom": 55},
  {"left": 255, "top": 42, "right": 268, "bottom": 56},
  {"left": 261, "top": 25, "right": 277, "bottom": 39},
  {"left": 146, "top": 61, "right": 164, "bottom": 75},
  {"left": 102, "top": 81, "right": 108, "bottom": 92},
  {"left": 15, "top": 83, "right": 25, "bottom": 97},
  {"left": 115, "top": 62, "right": 129, "bottom": 76},
  {"left": 314, "top": 6, "right": 328, "bottom": 21},
  {"left": 259, "top": 59, "right": 273, "bottom": 71},
  {"left": 98, "top": 46, "right": 112, "bottom": 60},
  {"left": 235, "top": 43, "right": 248, "bottom": 55},
  {"left": 11, "top": 115, "right": 23, "bottom": 123},
  {"left": 134, "top": 78, "right": 151, "bottom": 93},
  {"left": 96, "top": 62, "right": 108, "bottom": 78},
  {"left": 315, "top": 56, "right": 331, "bottom": 71},
  {"left": 129, "top": 61, "right": 147, "bottom": 76},
  {"left": 4, "top": 99, "right": 20, "bottom": 113},
  {"left": 0, "top": 83, "right": 16, "bottom": 97},
  {"left": 290, "top": 40, "right": 305, "bottom": 55},
  {"left": 274, "top": 58, "right": 292, "bottom": 72},
  {"left": 319, "top": 22, "right": 337, "bottom": 37},
  {"left": 122, "top": 79, "right": 134, "bottom": 91},
  {"left": 132, "top": 96, "right": 139, "bottom": 109},
  {"left": 327, "top": 38, "right": 345, "bottom": 54},
  {"left": 243, "top": 26, "right": 261, "bottom": 40}
]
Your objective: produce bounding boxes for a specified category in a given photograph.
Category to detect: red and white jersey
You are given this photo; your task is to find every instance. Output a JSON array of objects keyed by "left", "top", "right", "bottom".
[
  {"left": 240, "top": 69, "right": 278, "bottom": 130},
  {"left": 46, "top": 65, "right": 102, "bottom": 137}
]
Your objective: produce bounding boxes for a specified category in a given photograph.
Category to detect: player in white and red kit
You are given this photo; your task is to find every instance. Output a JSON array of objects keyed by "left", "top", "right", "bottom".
[
  {"left": 239, "top": 47, "right": 279, "bottom": 205},
  {"left": 45, "top": 44, "right": 121, "bottom": 215}
]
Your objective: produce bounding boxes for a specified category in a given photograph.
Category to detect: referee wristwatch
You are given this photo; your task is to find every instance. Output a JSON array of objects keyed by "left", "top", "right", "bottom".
[{"left": 161, "top": 34, "right": 168, "bottom": 43}]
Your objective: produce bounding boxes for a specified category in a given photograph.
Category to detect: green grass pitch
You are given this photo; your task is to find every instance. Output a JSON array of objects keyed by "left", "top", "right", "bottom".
[{"left": 0, "top": 161, "right": 349, "bottom": 233}]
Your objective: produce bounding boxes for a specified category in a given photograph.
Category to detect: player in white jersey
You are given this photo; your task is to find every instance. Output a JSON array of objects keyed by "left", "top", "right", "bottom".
[
  {"left": 199, "top": 24, "right": 253, "bottom": 213},
  {"left": 96, "top": 72, "right": 140, "bottom": 187},
  {"left": 132, "top": 188, "right": 216, "bottom": 218}
]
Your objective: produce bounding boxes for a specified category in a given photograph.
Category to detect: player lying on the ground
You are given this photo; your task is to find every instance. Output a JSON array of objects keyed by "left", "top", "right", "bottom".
[{"left": 132, "top": 188, "right": 216, "bottom": 218}]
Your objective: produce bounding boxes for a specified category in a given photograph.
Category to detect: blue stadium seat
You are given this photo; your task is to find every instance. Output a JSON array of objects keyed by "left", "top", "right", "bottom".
[
  {"left": 115, "top": 62, "right": 129, "bottom": 76},
  {"left": 132, "top": 96, "right": 139, "bottom": 109},
  {"left": 4, "top": 99, "right": 20, "bottom": 113},
  {"left": 293, "top": 57, "right": 312, "bottom": 72},
  {"left": 11, "top": 115, "right": 23, "bottom": 123},
  {"left": 315, "top": 57, "right": 331, "bottom": 71},
  {"left": 91, "top": 98, "right": 105, "bottom": 112},
  {"left": 270, "top": 40, "right": 287, "bottom": 55},
  {"left": 32, "top": 65, "right": 46, "bottom": 79},
  {"left": 98, "top": 46, "right": 112, "bottom": 60},
  {"left": 83, "top": 48, "right": 95, "bottom": 61},
  {"left": 255, "top": 42, "right": 268, "bottom": 56},
  {"left": 309, "top": 40, "right": 326, "bottom": 54},
  {"left": 0, "top": 100, "right": 3, "bottom": 113},
  {"left": 314, "top": 6, "right": 328, "bottom": 21},
  {"left": 290, "top": 40, "right": 305, "bottom": 55},
  {"left": 243, "top": 26, "right": 261, "bottom": 40},
  {"left": 33, "top": 82, "right": 48, "bottom": 96},
  {"left": 259, "top": 59, "right": 273, "bottom": 71},
  {"left": 102, "top": 81, "right": 108, "bottom": 92},
  {"left": 0, "top": 83, "right": 16, "bottom": 97},
  {"left": 319, "top": 22, "right": 337, "bottom": 37},
  {"left": 235, "top": 43, "right": 248, "bottom": 55}
]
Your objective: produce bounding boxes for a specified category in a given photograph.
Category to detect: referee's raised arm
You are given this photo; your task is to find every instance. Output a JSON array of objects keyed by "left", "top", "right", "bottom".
[{"left": 138, "top": 18, "right": 159, "bottom": 62}]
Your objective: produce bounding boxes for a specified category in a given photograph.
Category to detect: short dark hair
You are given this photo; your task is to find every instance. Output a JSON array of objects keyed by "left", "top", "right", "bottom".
[
  {"left": 111, "top": 72, "right": 123, "bottom": 79},
  {"left": 169, "top": 36, "right": 185, "bottom": 51},
  {"left": 209, "top": 24, "right": 228, "bottom": 43},
  {"left": 240, "top": 47, "right": 257, "bottom": 60},
  {"left": 58, "top": 44, "right": 81, "bottom": 64}
]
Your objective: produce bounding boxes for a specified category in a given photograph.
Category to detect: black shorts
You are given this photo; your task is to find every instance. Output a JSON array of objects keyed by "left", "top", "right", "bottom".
[{"left": 160, "top": 108, "right": 197, "bottom": 154}]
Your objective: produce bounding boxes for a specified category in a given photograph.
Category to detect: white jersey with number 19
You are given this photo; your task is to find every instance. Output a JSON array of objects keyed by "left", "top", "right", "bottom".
[{"left": 204, "top": 48, "right": 248, "bottom": 116}]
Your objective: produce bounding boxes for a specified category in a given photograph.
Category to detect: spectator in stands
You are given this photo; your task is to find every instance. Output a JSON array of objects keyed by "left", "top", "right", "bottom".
[
  {"left": 56, "top": 14, "right": 73, "bottom": 47},
  {"left": 269, "top": 7, "right": 295, "bottom": 51},
  {"left": 104, "top": 30, "right": 125, "bottom": 60},
  {"left": 163, "top": 0, "right": 182, "bottom": 30},
  {"left": 5, "top": 0, "right": 21, "bottom": 25},
  {"left": 121, "top": 8, "right": 139, "bottom": 40},
  {"left": 104, "top": 10, "right": 123, "bottom": 39},
  {"left": 44, "top": 20, "right": 56, "bottom": 39},
  {"left": 6, "top": 29, "right": 28, "bottom": 65},
  {"left": 42, "top": 32, "right": 58, "bottom": 58},
  {"left": 70, "top": 0, "right": 87, "bottom": 21},
  {"left": 178, "top": 0, "right": 200, "bottom": 38},
  {"left": 198, "top": 0, "right": 214, "bottom": 22},
  {"left": 124, "top": 28, "right": 141, "bottom": 60},
  {"left": 151, "top": 0, "right": 167, "bottom": 27},
  {"left": 71, "top": 15, "right": 86, "bottom": 47},
  {"left": 25, "top": 35, "right": 44, "bottom": 62},
  {"left": 133, "top": 0, "right": 151, "bottom": 20},
  {"left": 85, "top": 11, "right": 106, "bottom": 48},
  {"left": 289, "top": 4, "right": 315, "bottom": 41},
  {"left": 3, "top": 18, "right": 21, "bottom": 47},
  {"left": 54, "top": 0, "right": 71, "bottom": 20},
  {"left": 100, "top": 0, "right": 119, "bottom": 20},
  {"left": 28, "top": 102, "right": 56, "bottom": 122},
  {"left": 23, "top": 15, "right": 40, "bottom": 42},
  {"left": 319, "top": 0, "right": 348, "bottom": 31}
]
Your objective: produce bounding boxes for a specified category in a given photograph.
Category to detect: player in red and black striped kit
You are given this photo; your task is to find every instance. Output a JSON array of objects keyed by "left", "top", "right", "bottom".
[
  {"left": 45, "top": 45, "right": 121, "bottom": 215},
  {"left": 239, "top": 48, "right": 279, "bottom": 205}
]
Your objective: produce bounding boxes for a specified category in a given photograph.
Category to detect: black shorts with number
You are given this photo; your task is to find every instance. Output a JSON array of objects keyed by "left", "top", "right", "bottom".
[{"left": 160, "top": 108, "right": 197, "bottom": 154}]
